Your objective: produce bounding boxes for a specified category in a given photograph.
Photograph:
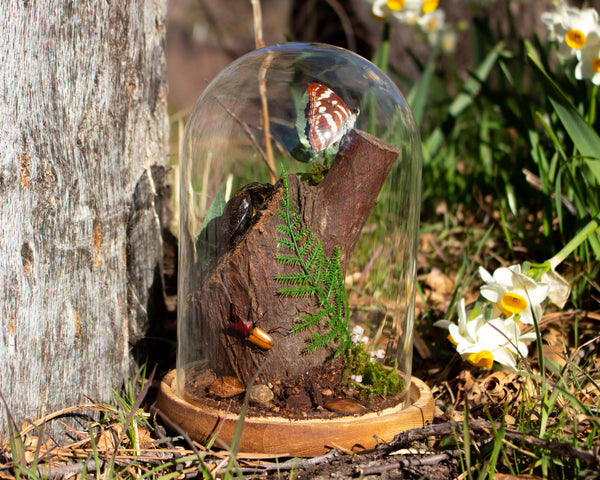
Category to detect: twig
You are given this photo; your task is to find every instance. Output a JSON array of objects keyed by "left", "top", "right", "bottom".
[
  {"left": 258, "top": 50, "right": 277, "bottom": 183},
  {"left": 37, "top": 458, "right": 108, "bottom": 479},
  {"left": 523, "top": 168, "right": 576, "bottom": 215},
  {"left": 231, "top": 448, "right": 342, "bottom": 474},
  {"left": 323, "top": 0, "right": 356, "bottom": 52},
  {"left": 382, "top": 420, "right": 599, "bottom": 467},
  {"left": 250, "top": 0, "right": 264, "bottom": 49},
  {"left": 215, "top": 97, "right": 268, "bottom": 164},
  {"left": 357, "top": 449, "right": 464, "bottom": 476},
  {"left": 151, "top": 405, "right": 206, "bottom": 461}
]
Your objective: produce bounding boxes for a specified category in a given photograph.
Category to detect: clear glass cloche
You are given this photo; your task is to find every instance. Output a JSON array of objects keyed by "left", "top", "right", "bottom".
[{"left": 177, "top": 43, "right": 422, "bottom": 413}]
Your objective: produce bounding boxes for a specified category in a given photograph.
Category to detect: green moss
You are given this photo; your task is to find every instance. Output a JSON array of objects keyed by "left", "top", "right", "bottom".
[{"left": 342, "top": 342, "right": 404, "bottom": 399}]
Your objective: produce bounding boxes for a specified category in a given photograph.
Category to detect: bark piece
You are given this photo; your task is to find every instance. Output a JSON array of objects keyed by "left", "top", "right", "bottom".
[{"left": 191, "top": 129, "right": 400, "bottom": 385}]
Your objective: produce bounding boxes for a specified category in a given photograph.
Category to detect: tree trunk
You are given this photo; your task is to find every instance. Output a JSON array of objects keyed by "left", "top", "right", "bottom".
[{"left": 0, "top": 0, "right": 169, "bottom": 437}]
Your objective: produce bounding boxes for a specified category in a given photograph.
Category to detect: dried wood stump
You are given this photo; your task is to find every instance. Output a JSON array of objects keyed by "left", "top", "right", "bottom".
[{"left": 191, "top": 129, "right": 400, "bottom": 385}]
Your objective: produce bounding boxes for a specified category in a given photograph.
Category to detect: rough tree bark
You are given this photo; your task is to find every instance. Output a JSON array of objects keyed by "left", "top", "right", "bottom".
[
  {"left": 0, "top": 1, "right": 168, "bottom": 436},
  {"left": 191, "top": 130, "right": 400, "bottom": 386}
]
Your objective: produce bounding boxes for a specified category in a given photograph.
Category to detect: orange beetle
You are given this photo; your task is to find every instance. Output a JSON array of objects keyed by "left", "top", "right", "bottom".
[{"left": 228, "top": 304, "right": 274, "bottom": 350}]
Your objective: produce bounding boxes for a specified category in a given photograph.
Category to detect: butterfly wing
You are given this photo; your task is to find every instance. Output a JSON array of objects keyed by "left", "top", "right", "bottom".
[{"left": 306, "top": 83, "right": 357, "bottom": 154}]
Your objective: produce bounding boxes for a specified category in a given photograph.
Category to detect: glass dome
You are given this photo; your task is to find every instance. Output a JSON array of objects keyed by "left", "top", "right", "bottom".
[{"left": 177, "top": 43, "right": 421, "bottom": 411}]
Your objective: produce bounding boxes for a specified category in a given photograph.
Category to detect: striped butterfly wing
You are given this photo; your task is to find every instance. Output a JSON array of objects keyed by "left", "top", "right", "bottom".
[{"left": 305, "top": 82, "right": 358, "bottom": 154}]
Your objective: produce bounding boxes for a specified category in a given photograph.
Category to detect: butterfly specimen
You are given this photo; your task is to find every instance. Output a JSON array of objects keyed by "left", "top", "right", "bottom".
[{"left": 305, "top": 82, "right": 359, "bottom": 154}]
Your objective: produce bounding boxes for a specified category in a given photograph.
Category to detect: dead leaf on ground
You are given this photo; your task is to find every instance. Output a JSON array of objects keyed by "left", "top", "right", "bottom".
[{"left": 209, "top": 376, "right": 245, "bottom": 398}]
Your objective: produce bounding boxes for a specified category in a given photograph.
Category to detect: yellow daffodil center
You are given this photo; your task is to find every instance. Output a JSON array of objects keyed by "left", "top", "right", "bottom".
[
  {"left": 565, "top": 29, "right": 586, "bottom": 49},
  {"left": 592, "top": 57, "right": 600, "bottom": 73},
  {"left": 422, "top": 0, "right": 439, "bottom": 13},
  {"left": 467, "top": 350, "right": 494, "bottom": 369},
  {"left": 425, "top": 16, "right": 439, "bottom": 32},
  {"left": 497, "top": 292, "right": 528, "bottom": 316},
  {"left": 387, "top": 0, "right": 404, "bottom": 10}
]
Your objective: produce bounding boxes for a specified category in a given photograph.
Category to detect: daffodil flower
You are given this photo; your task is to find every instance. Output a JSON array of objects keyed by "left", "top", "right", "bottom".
[
  {"left": 435, "top": 299, "right": 536, "bottom": 371},
  {"left": 417, "top": 9, "right": 447, "bottom": 46},
  {"left": 575, "top": 37, "right": 600, "bottom": 84},
  {"left": 439, "top": 28, "right": 458, "bottom": 53},
  {"left": 478, "top": 265, "right": 549, "bottom": 325},
  {"left": 368, "top": 0, "right": 439, "bottom": 22},
  {"left": 525, "top": 260, "right": 572, "bottom": 308},
  {"left": 543, "top": 3, "right": 600, "bottom": 56}
]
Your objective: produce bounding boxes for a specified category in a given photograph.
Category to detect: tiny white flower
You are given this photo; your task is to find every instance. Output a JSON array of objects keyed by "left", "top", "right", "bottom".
[
  {"left": 479, "top": 265, "right": 548, "bottom": 324},
  {"left": 370, "top": 348, "right": 386, "bottom": 361},
  {"left": 350, "top": 374, "right": 363, "bottom": 383},
  {"left": 351, "top": 325, "right": 365, "bottom": 344},
  {"left": 352, "top": 325, "right": 364, "bottom": 335}
]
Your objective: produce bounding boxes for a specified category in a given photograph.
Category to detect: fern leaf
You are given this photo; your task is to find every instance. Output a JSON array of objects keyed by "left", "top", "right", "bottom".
[
  {"left": 275, "top": 237, "right": 296, "bottom": 250},
  {"left": 275, "top": 163, "right": 351, "bottom": 356},
  {"left": 297, "top": 233, "right": 316, "bottom": 258},
  {"left": 274, "top": 254, "right": 303, "bottom": 266},
  {"left": 275, "top": 272, "right": 312, "bottom": 285},
  {"left": 278, "top": 285, "right": 321, "bottom": 297}
]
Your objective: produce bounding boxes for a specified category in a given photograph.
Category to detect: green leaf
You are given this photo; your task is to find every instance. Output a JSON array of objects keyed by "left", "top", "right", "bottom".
[
  {"left": 407, "top": 45, "right": 437, "bottom": 128},
  {"left": 527, "top": 49, "right": 600, "bottom": 183},
  {"left": 424, "top": 42, "right": 505, "bottom": 156},
  {"left": 275, "top": 164, "right": 351, "bottom": 355},
  {"left": 275, "top": 272, "right": 312, "bottom": 285},
  {"left": 549, "top": 97, "right": 600, "bottom": 184}
]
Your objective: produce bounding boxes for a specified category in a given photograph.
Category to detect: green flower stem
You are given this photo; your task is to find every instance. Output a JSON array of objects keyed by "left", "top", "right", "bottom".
[
  {"left": 589, "top": 83, "right": 597, "bottom": 126},
  {"left": 375, "top": 20, "right": 391, "bottom": 73},
  {"left": 547, "top": 216, "right": 599, "bottom": 269}
]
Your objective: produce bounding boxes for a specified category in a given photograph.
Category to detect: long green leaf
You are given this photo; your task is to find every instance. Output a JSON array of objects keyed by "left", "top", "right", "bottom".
[
  {"left": 527, "top": 50, "right": 600, "bottom": 183},
  {"left": 549, "top": 97, "right": 600, "bottom": 183},
  {"left": 407, "top": 46, "right": 437, "bottom": 127},
  {"left": 424, "top": 42, "right": 505, "bottom": 156}
]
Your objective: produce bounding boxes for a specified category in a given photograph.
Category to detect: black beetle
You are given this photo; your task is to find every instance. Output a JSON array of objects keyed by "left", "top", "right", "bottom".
[{"left": 218, "top": 182, "right": 276, "bottom": 247}]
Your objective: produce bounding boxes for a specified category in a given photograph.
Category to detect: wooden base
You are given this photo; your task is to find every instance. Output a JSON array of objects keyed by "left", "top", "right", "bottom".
[{"left": 156, "top": 369, "right": 434, "bottom": 457}]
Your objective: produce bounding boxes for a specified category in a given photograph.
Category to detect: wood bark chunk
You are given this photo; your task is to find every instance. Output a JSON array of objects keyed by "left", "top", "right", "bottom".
[{"left": 191, "top": 129, "right": 400, "bottom": 386}]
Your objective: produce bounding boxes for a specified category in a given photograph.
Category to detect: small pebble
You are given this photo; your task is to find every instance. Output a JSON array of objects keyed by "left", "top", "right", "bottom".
[{"left": 248, "top": 384, "right": 274, "bottom": 407}]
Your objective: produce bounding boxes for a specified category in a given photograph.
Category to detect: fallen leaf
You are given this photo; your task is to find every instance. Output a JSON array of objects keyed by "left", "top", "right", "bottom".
[{"left": 209, "top": 376, "right": 245, "bottom": 398}]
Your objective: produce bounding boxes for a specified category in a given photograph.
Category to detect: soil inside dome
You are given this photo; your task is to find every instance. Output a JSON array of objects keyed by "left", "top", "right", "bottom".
[{"left": 180, "top": 357, "right": 407, "bottom": 420}]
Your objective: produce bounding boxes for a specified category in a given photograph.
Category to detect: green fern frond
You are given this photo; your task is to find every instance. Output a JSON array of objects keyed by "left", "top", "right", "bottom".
[
  {"left": 275, "top": 272, "right": 313, "bottom": 285},
  {"left": 291, "top": 307, "right": 333, "bottom": 333},
  {"left": 274, "top": 254, "right": 303, "bottom": 266},
  {"left": 276, "top": 237, "right": 296, "bottom": 250},
  {"left": 275, "top": 164, "right": 351, "bottom": 356},
  {"left": 278, "top": 285, "right": 322, "bottom": 297}
]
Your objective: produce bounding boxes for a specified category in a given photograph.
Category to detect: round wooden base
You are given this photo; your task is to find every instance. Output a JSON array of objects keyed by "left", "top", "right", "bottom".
[{"left": 156, "top": 369, "right": 434, "bottom": 457}]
